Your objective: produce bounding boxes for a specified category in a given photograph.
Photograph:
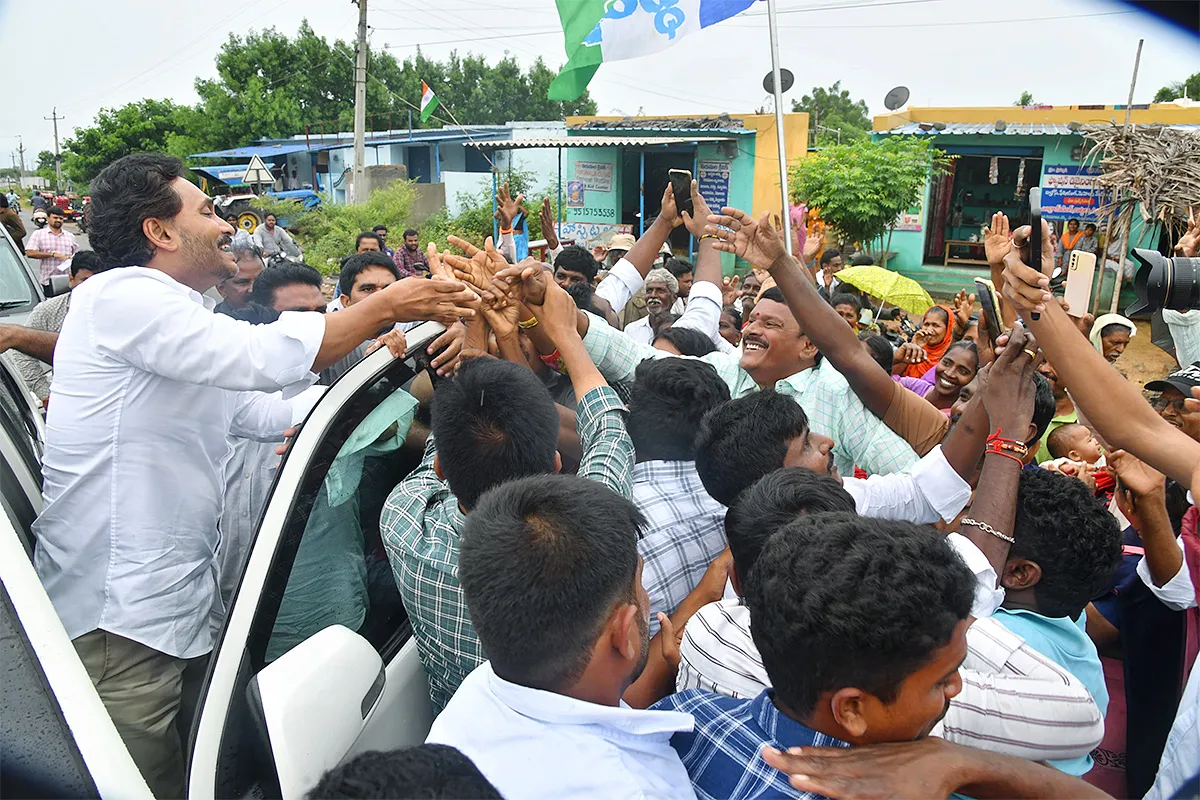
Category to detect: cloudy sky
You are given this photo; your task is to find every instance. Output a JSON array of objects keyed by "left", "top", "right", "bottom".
[{"left": 1, "top": 0, "right": 1197, "bottom": 162}]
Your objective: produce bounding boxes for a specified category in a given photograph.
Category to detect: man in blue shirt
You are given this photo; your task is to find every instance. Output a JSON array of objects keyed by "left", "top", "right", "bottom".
[
  {"left": 654, "top": 513, "right": 976, "bottom": 800},
  {"left": 991, "top": 467, "right": 1123, "bottom": 776}
]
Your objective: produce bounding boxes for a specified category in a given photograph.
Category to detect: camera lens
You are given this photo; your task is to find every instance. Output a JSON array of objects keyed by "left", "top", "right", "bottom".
[{"left": 1126, "top": 249, "right": 1200, "bottom": 316}]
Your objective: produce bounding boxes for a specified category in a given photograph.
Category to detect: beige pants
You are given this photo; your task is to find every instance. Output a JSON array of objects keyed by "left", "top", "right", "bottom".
[{"left": 73, "top": 630, "right": 187, "bottom": 799}]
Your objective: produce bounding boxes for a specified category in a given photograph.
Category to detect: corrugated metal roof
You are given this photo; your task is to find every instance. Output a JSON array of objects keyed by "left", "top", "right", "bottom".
[
  {"left": 487, "top": 135, "right": 740, "bottom": 149},
  {"left": 571, "top": 115, "right": 747, "bottom": 132},
  {"left": 190, "top": 142, "right": 317, "bottom": 159},
  {"left": 879, "top": 122, "right": 1078, "bottom": 136}
]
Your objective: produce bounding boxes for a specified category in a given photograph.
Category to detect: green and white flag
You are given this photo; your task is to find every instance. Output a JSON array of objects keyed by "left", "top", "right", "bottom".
[
  {"left": 420, "top": 80, "right": 440, "bottom": 122},
  {"left": 549, "top": 0, "right": 761, "bottom": 101}
]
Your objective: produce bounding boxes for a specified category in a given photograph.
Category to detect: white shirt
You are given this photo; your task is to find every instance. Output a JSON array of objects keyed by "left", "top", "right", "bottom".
[
  {"left": 1136, "top": 536, "right": 1198, "bottom": 611},
  {"left": 678, "top": 605, "right": 1103, "bottom": 762},
  {"left": 428, "top": 661, "right": 696, "bottom": 800},
  {"left": 624, "top": 315, "right": 655, "bottom": 345},
  {"left": 33, "top": 267, "right": 324, "bottom": 659},
  {"left": 1147, "top": 659, "right": 1200, "bottom": 800},
  {"left": 842, "top": 444, "right": 971, "bottom": 524},
  {"left": 599, "top": 258, "right": 726, "bottom": 349}
]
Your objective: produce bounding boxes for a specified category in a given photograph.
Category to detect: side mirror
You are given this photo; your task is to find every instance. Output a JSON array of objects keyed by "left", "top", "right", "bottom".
[
  {"left": 45, "top": 274, "right": 70, "bottom": 298},
  {"left": 248, "top": 626, "right": 385, "bottom": 800}
]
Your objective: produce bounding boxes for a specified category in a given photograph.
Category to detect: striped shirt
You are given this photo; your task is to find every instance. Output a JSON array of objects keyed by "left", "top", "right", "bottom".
[{"left": 677, "top": 603, "right": 1104, "bottom": 762}]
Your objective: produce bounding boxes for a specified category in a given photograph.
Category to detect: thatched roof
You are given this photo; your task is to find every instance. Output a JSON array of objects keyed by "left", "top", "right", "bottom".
[{"left": 1083, "top": 123, "right": 1200, "bottom": 234}]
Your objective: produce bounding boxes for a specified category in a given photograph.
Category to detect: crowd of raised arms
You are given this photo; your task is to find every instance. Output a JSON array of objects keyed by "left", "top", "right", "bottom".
[{"left": 4, "top": 151, "right": 1200, "bottom": 800}]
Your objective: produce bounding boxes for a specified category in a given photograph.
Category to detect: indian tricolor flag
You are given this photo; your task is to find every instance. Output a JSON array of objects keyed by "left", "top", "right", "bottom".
[
  {"left": 420, "top": 81, "right": 440, "bottom": 122},
  {"left": 548, "top": 0, "right": 761, "bottom": 101}
]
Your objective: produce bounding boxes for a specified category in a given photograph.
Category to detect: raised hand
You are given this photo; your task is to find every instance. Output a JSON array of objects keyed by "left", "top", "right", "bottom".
[
  {"left": 493, "top": 182, "right": 524, "bottom": 228},
  {"left": 365, "top": 328, "right": 407, "bottom": 358},
  {"left": 386, "top": 275, "right": 478, "bottom": 326},
  {"left": 706, "top": 207, "right": 788, "bottom": 269},
  {"left": 981, "top": 323, "right": 1038, "bottom": 436},
  {"left": 658, "top": 183, "right": 683, "bottom": 229},
  {"left": 492, "top": 259, "right": 549, "bottom": 307},
  {"left": 680, "top": 179, "right": 712, "bottom": 239},
  {"left": 952, "top": 289, "right": 975, "bottom": 330},
  {"left": 426, "top": 242, "right": 456, "bottom": 282},
  {"left": 480, "top": 283, "right": 522, "bottom": 341},
  {"left": 539, "top": 197, "right": 559, "bottom": 250},
  {"left": 983, "top": 211, "right": 1012, "bottom": 266},
  {"left": 721, "top": 274, "right": 741, "bottom": 306},
  {"left": 1175, "top": 206, "right": 1199, "bottom": 258},
  {"left": 445, "top": 235, "right": 507, "bottom": 294},
  {"left": 893, "top": 342, "right": 927, "bottom": 366},
  {"left": 802, "top": 225, "right": 822, "bottom": 263},
  {"left": 1001, "top": 220, "right": 1056, "bottom": 315}
]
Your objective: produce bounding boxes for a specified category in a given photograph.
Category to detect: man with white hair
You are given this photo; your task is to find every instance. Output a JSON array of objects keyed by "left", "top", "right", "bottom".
[{"left": 621, "top": 267, "right": 678, "bottom": 345}]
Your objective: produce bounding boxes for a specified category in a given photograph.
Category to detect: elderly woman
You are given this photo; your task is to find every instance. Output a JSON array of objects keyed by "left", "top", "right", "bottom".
[{"left": 1089, "top": 314, "right": 1137, "bottom": 364}]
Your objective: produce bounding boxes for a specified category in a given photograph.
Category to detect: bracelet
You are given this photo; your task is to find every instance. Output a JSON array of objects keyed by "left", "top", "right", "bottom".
[
  {"left": 961, "top": 518, "right": 1016, "bottom": 544},
  {"left": 518, "top": 316, "right": 539, "bottom": 330},
  {"left": 500, "top": 227, "right": 514, "bottom": 235},
  {"left": 700, "top": 233, "right": 720, "bottom": 240},
  {"left": 985, "top": 428, "right": 1029, "bottom": 460}
]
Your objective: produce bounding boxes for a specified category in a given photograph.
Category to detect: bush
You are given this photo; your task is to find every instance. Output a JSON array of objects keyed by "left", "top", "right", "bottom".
[{"left": 419, "top": 168, "right": 562, "bottom": 253}]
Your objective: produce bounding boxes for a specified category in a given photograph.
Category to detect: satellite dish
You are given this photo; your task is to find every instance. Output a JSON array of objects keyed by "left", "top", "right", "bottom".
[
  {"left": 763, "top": 68, "right": 795, "bottom": 95},
  {"left": 883, "top": 86, "right": 910, "bottom": 111}
]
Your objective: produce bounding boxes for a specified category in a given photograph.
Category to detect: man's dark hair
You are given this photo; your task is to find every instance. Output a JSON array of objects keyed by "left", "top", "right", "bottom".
[
  {"left": 403, "top": 228, "right": 418, "bottom": 238},
  {"left": 355, "top": 231, "right": 383, "bottom": 251},
  {"left": 0, "top": 195, "right": 8, "bottom": 209},
  {"left": 696, "top": 391, "right": 809, "bottom": 506},
  {"left": 431, "top": 357, "right": 560, "bottom": 509},
  {"left": 307, "top": 745, "right": 501, "bottom": 799},
  {"left": 88, "top": 153, "right": 185, "bottom": 268},
  {"left": 372, "top": 224, "right": 388, "bottom": 234},
  {"left": 553, "top": 245, "right": 599, "bottom": 282},
  {"left": 759, "top": 286, "right": 787, "bottom": 306},
  {"left": 1099, "top": 322, "right": 1132, "bottom": 339},
  {"left": 653, "top": 326, "right": 716, "bottom": 357},
  {"left": 650, "top": 312, "right": 679, "bottom": 337},
  {"left": 849, "top": 252, "right": 875, "bottom": 266},
  {"left": 725, "top": 468, "right": 855, "bottom": 583},
  {"left": 665, "top": 257, "right": 694, "bottom": 280},
  {"left": 628, "top": 358, "right": 730, "bottom": 461},
  {"left": 859, "top": 332, "right": 894, "bottom": 373},
  {"left": 215, "top": 301, "right": 281, "bottom": 325},
  {"left": 745, "top": 513, "right": 974, "bottom": 716},
  {"left": 565, "top": 281, "right": 600, "bottom": 315},
  {"left": 830, "top": 292, "right": 860, "bottom": 311},
  {"left": 69, "top": 250, "right": 106, "bottom": 277},
  {"left": 1012, "top": 468, "right": 1122, "bottom": 618},
  {"left": 459, "top": 474, "right": 642, "bottom": 690},
  {"left": 250, "top": 261, "right": 323, "bottom": 308},
  {"left": 722, "top": 305, "right": 742, "bottom": 329},
  {"left": 819, "top": 248, "right": 841, "bottom": 266},
  {"left": 264, "top": 212, "right": 278, "bottom": 221},
  {"left": 47, "top": 205, "right": 66, "bottom": 217},
  {"left": 1030, "top": 372, "right": 1055, "bottom": 446},
  {"left": 339, "top": 251, "right": 401, "bottom": 296}
]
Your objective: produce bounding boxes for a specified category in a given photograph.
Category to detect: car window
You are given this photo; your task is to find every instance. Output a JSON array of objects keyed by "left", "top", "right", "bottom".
[
  {"left": 0, "top": 358, "right": 42, "bottom": 478},
  {"left": 213, "top": 354, "right": 427, "bottom": 799},
  {"left": 0, "top": 234, "right": 38, "bottom": 319}
]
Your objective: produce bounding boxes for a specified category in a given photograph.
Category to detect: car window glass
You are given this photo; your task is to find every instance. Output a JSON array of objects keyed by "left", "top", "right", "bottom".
[
  {"left": 0, "top": 236, "right": 37, "bottom": 316},
  {"left": 0, "top": 360, "right": 42, "bottom": 484}
]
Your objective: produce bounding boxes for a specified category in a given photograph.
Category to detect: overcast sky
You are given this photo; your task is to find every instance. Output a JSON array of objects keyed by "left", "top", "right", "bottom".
[{"left": 1, "top": 0, "right": 1197, "bottom": 163}]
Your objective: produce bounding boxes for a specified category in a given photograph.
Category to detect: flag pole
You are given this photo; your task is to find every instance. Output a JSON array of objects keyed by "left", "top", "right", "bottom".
[{"left": 766, "top": 0, "right": 792, "bottom": 255}]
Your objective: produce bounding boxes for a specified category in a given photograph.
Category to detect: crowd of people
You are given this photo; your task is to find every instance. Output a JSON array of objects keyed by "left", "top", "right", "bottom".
[{"left": 1, "top": 151, "right": 1199, "bottom": 800}]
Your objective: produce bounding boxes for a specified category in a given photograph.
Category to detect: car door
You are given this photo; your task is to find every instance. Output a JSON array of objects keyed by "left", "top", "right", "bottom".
[{"left": 188, "top": 323, "right": 444, "bottom": 799}]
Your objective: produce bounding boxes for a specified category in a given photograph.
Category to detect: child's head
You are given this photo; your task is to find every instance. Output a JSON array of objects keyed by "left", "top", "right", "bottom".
[{"left": 1046, "top": 423, "right": 1103, "bottom": 464}]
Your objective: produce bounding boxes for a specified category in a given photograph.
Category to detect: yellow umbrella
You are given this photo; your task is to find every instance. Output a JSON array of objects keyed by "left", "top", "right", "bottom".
[{"left": 833, "top": 265, "right": 935, "bottom": 316}]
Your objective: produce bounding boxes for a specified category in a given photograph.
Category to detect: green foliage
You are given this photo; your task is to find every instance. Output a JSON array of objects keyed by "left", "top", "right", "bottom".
[
  {"left": 256, "top": 179, "right": 418, "bottom": 273},
  {"left": 1014, "top": 90, "right": 1036, "bottom": 106},
  {"left": 35, "top": 151, "right": 56, "bottom": 183},
  {"left": 420, "top": 169, "right": 561, "bottom": 251},
  {"left": 791, "top": 81, "right": 871, "bottom": 147},
  {"left": 60, "top": 99, "right": 203, "bottom": 183},
  {"left": 1154, "top": 72, "right": 1200, "bottom": 103},
  {"left": 789, "top": 137, "right": 949, "bottom": 251}
]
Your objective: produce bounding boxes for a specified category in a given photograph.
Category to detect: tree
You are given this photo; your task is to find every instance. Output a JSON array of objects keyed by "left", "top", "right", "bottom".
[
  {"left": 35, "top": 151, "right": 56, "bottom": 183},
  {"left": 1154, "top": 72, "right": 1200, "bottom": 102},
  {"left": 60, "top": 99, "right": 203, "bottom": 183},
  {"left": 1014, "top": 90, "right": 1036, "bottom": 106},
  {"left": 789, "top": 137, "right": 950, "bottom": 266},
  {"left": 791, "top": 81, "right": 870, "bottom": 147}
]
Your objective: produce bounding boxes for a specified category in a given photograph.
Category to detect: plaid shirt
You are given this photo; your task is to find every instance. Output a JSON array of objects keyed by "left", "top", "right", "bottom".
[
  {"left": 26, "top": 227, "right": 79, "bottom": 282},
  {"left": 581, "top": 312, "right": 918, "bottom": 477},
  {"left": 381, "top": 385, "right": 634, "bottom": 712},
  {"left": 653, "top": 689, "right": 849, "bottom": 800},
  {"left": 395, "top": 244, "right": 429, "bottom": 278},
  {"left": 633, "top": 460, "right": 727, "bottom": 638}
]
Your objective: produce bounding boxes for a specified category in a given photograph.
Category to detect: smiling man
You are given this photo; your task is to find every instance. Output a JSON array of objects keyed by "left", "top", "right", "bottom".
[
  {"left": 30, "top": 153, "right": 476, "bottom": 797},
  {"left": 214, "top": 237, "right": 265, "bottom": 314},
  {"left": 621, "top": 268, "right": 679, "bottom": 346}
]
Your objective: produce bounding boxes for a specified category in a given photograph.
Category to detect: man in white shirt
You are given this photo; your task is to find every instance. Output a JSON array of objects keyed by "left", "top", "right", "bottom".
[
  {"left": 32, "top": 152, "right": 477, "bottom": 798},
  {"left": 623, "top": 267, "right": 679, "bottom": 346},
  {"left": 251, "top": 212, "right": 302, "bottom": 259},
  {"left": 427, "top": 474, "right": 696, "bottom": 800}
]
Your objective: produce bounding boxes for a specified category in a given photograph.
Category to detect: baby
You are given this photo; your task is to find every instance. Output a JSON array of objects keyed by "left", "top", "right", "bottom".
[{"left": 1043, "top": 423, "right": 1105, "bottom": 469}]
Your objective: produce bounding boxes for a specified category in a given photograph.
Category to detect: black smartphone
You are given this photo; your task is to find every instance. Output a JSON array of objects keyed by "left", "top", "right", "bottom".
[
  {"left": 974, "top": 277, "right": 1003, "bottom": 347},
  {"left": 1028, "top": 187, "right": 1042, "bottom": 320},
  {"left": 669, "top": 169, "right": 693, "bottom": 217}
]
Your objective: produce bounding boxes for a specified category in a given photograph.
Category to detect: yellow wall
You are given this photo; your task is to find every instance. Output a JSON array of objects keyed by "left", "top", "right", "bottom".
[
  {"left": 873, "top": 103, "right": 1200, "bottom": 131},
  {"left": 566, "top": 113, "right": 810, "bottom": 217}
]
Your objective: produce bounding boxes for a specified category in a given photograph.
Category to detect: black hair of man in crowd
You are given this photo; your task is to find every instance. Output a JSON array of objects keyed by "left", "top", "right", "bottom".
[
  {"left": 627, "top": 358, "right": 731, "bottom": 462},
  {"left": 339, "top": 252, "right": 401, "bottom": 297},
  {"left": 355, "top": 231, "right": 383, "bottom": 252},
  {"left": 69, "top": 250, "right": 108, "bottom": 278},
  {"left": 664, "top": 257, "right": 694, "bottom": 298},
  {"left": 430, "top": 357, "right": 561, "bottom": 510},
  {"left": 250, "top": 261, "right": 324, "bottom": 308},
  {"left": 459, "top": 474, "right": 646, "bottom": 693},
  {"left": 307, "top": 744, "right": 501, "bottom": 799},
  {"left": 653, "top": 326, "right": 717, "bottom": 357},
  {"left": 859, "top": 332, "right": 894, "bottom": 374},
  {"left": 553, "top": 245, "right": 599, "bottom": 286}
]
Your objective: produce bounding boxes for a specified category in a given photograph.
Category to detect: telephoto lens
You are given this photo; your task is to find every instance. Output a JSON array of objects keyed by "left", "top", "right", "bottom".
[{"left": 1126, "top": 249, "right": 1200, "bottom": 316}]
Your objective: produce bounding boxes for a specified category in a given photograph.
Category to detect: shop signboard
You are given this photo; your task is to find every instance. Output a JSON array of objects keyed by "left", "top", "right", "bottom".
[
  {"left": 697, "top": 160, "right": 731, "bottom": 211},
  {"left": 895, "top": 194, "right": 924, "bottom": 232},
  {"left": 1040, "top": 165, "right": 1108, "bottom": 221},
  {"left": 566, "top": 181, "right": 586, "bottom": 208},
  {"left": 574, "top": 161, "right": 614, "bottom": 192},
  {"left": 556, "top": 221, "right": 632, "bottom": 245}
]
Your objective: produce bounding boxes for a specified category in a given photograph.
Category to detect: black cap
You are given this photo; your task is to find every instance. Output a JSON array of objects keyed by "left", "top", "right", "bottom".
[{"left": 1145, "top": 362, "right": 1200, "bottom": 395}]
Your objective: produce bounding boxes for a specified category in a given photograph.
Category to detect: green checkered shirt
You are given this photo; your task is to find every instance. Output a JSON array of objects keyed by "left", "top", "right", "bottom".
[
  {"left": 380, "top": 385, "right": 634, "bottom": 713},
  {"left": 580, "top": 312, "right": 918, "bottom": 477}
]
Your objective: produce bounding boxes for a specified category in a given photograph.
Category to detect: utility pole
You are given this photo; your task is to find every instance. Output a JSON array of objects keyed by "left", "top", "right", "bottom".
[
  {"left": 351, "top": 0, "right": 368, "bottom": 204},
  {"left": 16, "top": 136, "right": 25, "bottom": 175},
  {"left": 45, "top": 108, "right": 64, "bottom": 190}
]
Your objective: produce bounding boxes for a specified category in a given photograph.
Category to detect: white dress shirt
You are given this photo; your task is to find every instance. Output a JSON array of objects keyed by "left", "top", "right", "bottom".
[
  {"left": 678, "top": 605, "right": 1103, "bottom": 762},
  {"left": 1147, "top": 660, "right": 1199, "bottom": 800},
  {"left": 428, "top": 661, "right": 696, "bottom": 800},
  {"left": 624, "top": 314, "right": 655, "bottom": 345},
  {"left": 598, "top": 258, "right": 726, "bottom": 349},
  {"left": 33, "top": 267, "right": 324, "bottom": 659},
  {"left": 1136, "top": 536, "right": 1199, "bottom": 611},
  {"left": 841, "top": 444, "right": 970, "bottom": 524}
]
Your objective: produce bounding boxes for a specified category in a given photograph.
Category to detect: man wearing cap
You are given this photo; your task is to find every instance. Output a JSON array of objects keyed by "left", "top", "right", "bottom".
[
  {"left": 601, "top": 232, "right": 649, "bottom": 328},
  {"left": 1147, "top": 363, "right": 1200, "bottom": 444}
]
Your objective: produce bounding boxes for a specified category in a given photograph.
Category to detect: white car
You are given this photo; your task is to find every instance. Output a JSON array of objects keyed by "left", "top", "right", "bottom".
[{"left": 0, "top": 326, "right": 446, "bottom": 798}]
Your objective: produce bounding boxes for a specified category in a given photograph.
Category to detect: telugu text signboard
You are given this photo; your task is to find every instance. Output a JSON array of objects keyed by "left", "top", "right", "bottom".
[
  {"left": 574, "top": 161, "right": 614, "bottom": 192},
  {"left": 697, "top": 160, "right": 731, "bottom": 212},
  {"left": 1040, "top": 165, "right": 1109, "bottom": 222},
  {"left": 556, "top": 221, "right": 633, "bottom": 245}
]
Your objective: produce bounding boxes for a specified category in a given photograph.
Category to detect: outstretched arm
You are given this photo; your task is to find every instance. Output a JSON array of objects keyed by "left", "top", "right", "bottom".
[{"left": 0, "top": 324, "right": 58, "bottom": 364}]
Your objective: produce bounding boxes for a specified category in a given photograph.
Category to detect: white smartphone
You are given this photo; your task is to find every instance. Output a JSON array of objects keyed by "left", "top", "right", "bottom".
[{"left": 1063, "top": 250, "right": 1097, "bottom": 318}]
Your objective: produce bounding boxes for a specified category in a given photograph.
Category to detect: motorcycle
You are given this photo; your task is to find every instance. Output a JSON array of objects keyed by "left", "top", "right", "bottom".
[{"left": 32, "top": 208, "right": 47, "bottom": 229}]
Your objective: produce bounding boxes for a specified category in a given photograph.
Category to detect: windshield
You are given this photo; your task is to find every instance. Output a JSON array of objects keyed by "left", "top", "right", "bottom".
[{"left": 0, "top": 233, "right": 39, "bottom": 318}]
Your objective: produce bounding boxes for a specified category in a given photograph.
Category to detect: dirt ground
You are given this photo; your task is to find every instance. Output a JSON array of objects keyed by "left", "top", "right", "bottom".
[{"left": 1116, "top": 325, "right": 1177, "bottom": 392}]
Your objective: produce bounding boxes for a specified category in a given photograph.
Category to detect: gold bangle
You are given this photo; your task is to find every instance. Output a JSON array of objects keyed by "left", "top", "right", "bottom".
[{"left": 518, "top": 316, "right": 539, "bottom": 330}]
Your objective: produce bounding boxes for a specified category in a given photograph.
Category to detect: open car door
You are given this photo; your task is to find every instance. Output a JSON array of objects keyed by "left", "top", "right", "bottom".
[{"left": 187, "top": 324, "right": 443, "bottom": 799}]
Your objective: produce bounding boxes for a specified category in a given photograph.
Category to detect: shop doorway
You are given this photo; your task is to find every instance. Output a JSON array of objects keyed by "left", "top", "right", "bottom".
[
  {"left": 925, "top": 150, "right": 1042, "bottom": 265},
  {"left": 622, "top": 150, "right": 696, "bottom": 254}
]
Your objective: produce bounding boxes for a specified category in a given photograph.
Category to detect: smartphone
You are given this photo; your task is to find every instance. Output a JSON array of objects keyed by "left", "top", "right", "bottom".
[
  {"left": 1028, "top": 187, "right": 1042, "bottom": 320},
  {"left": 1063, "top": 250, "right": 1097, "bottom": 318},
  {"left": 668, "top": 169, "right": 693, "bottom": 217},
  {"left": 974, "top": 277, "right": 1003, "bottom": 347}
]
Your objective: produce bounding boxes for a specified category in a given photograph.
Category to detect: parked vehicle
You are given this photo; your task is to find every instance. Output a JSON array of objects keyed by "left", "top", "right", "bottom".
[
  {"left": 0, "top": 219, "right": 57, "bottom": 326},
  {"left": 1, "top": 325, "right": 443, "bottom": 798},
  {"left": 31, "top": 207, "right": 47, "bottom": 229}
]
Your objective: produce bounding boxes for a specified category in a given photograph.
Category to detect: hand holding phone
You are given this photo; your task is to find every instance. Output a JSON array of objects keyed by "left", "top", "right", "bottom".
[
  {"left": 974, "top": 277, "right": 1003, "bottom": 348},
  {"left": 669, "top": 169, "right": 693, "bottom": 218},
  {"left": 1028, "top": 188, "right": 1042, "bottom": 321}
]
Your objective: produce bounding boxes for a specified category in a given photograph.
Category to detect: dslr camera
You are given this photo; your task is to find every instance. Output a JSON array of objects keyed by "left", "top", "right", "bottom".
[{"left": 1126, "top": 249, "right": 1200, "bottom": 315}]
